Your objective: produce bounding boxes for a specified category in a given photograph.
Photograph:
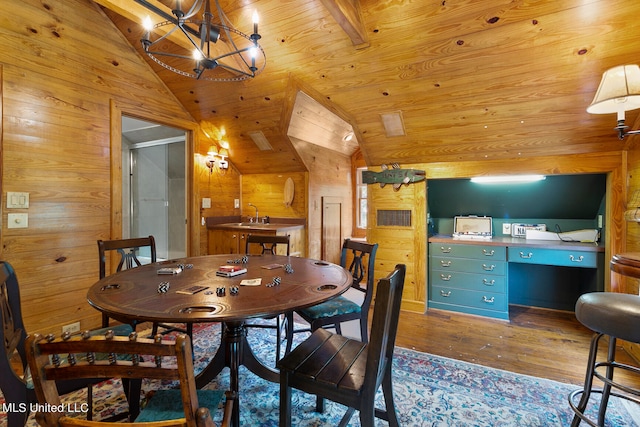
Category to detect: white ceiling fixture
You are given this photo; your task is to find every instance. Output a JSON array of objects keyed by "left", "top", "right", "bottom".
[
  {"left": 248, "top": 131, "right": 273, "bottom": 151},
  {"left": 380, "top": 111, "right": 406, "bottom": 137}
]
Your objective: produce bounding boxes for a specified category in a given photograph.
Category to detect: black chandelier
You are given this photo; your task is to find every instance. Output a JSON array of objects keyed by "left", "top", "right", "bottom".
[{"left": 138, "top": 0, "right": 266, "bottom": 82}]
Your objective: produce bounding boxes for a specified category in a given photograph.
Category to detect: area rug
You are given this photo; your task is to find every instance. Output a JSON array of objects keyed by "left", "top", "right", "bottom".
[{"left": 3, "top": 321, "right": 639, "bottom": 427}]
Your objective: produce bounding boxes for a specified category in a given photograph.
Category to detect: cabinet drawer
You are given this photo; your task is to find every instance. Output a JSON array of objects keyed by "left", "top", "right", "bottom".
[
  {"left": 431, "top": 256, "right": 506, "bottom": 275},
  {"left": 431, "top": 286, "right": 508, "bottom": 312},
  {"left": 508, "top": 247, "right": 598, "bottom": 268},
  {"left": 430, "top": 243, "right": 506, "bottom": 260},
  {"left": 430, "top": 270, "right": 507, "bottom": 293}
]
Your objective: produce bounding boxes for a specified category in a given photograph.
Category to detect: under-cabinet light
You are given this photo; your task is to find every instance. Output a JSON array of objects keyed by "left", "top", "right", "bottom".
[{"left": 470, "top": 175, "right": 546, "bottom": 184}]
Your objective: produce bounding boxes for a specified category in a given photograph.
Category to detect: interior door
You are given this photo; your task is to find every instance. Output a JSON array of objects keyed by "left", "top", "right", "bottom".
[{"left": 322, "top": 196, "right": 342, "bottom": 263}]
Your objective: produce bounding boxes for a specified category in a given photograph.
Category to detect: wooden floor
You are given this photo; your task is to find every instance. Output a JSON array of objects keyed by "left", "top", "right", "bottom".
[{"left": 394, "top": 305, "right": 640, "bottom": 387}]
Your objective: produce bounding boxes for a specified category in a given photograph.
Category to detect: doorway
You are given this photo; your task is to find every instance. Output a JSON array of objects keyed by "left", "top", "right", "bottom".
[
  {"left": 322, "top": 196, "right": 343, "bottom": 264},
  {"left": 122, "top": 117, "right": 187, "bottom": 260}
]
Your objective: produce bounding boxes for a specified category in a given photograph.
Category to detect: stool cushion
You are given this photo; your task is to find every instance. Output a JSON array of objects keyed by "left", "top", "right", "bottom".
[{"left": 575, "top": 292, "right": 640, "bottom": 343}]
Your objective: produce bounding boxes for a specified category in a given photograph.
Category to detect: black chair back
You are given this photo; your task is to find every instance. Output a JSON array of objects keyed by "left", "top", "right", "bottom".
[
  {"left": 340, "top": 238, "right": 378, "bottom": 296},
  {"left": 98, "top": 236, "right": 157, "bottom": 279},
  {"left": 245, "top": 234, "right": 290, "bottom": 256},
  {"left": 97, "top": 236, "right": 157, "bottom": 328},
  {"left": 0, "top": 261, "right": 33, "bottom": 427},
  {"left": 277, "top": 264, "right": 406, "bottom": 427},
  {"left": 364, "top": 263, "right": 405, "bottom": 393}
]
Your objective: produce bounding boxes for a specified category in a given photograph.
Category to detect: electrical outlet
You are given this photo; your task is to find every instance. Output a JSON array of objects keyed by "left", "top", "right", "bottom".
[
  {"left": 234, "top": 199, "right": 240, "bottom": 209},
  {"left": 502, "top": 223, "right": 511, "bottom": 235},
  {"left": 62, "top": 322, "right": 81, "bottom": 335}
]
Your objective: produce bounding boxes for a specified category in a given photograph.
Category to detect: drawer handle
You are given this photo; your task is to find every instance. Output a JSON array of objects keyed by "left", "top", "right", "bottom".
[
  {"left": 482, "top": 264, "right": 496, "bottom": 271},
  {"left": 440, "top": 260, "right": 452, "bottom": 267},
  {"left": 482, "top": 279, "right": 495, "bottom": 286},
  {"left": 482, "top": 249, "right": 495, "bottom": 256},
  {"left": 440, "top": 246, "right": 452, "bottom": 253},
  {"left": 440, "top": 274, "right": 452, "bottom": 281},
  {"left": 569, "top": 255, "right": 584, "bottom": 263},
  {"left": 482, "top": 296, "right": 495, "bottom": 304},
  {"left": 519, "top": 251, "right": 533, "bottom": 259},
  {"left": 440, "top": 290, "right": 452, "bottom": 297}
]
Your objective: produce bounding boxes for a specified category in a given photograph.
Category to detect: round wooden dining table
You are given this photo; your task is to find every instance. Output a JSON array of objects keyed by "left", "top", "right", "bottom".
[{"left": 87, "top": 253, "right": 352, "bottom": 427}]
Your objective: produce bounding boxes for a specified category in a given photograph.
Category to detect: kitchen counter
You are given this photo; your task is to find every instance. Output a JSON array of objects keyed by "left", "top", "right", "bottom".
[
  {"left": 206, "top": 216, "right": 306, "bottom": 256},
  {"left": 208, "top": 222, "right": 304, "bottom": 232}
]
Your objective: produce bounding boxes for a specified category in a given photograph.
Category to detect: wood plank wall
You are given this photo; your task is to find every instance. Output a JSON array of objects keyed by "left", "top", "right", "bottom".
[
  {"left": 291, "top": 140, "right": 352, "bottom": 260},
  {"left": 368, "top": 151, "right": 626, "bottom": 313},
  {"left": 0, "top": 0, "right": 195, "bottom": 335}
]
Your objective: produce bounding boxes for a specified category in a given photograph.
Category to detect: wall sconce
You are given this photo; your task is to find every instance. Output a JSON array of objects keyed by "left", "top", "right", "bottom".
[
  {"left": 587, "top": 64, "right": 640, "bottom": 140},
  {"left": 205, "top": 145, "right": 229, "bottom": 174}
]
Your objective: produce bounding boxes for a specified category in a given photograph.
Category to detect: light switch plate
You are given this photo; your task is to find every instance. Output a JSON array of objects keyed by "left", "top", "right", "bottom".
[
  {"left": 234, "top": 199, "right": 240, "bottom": 209},
  {"left": 202, "top": 198, "right": 211, "bottom": 209},
  {"left": 8, "top": 213, "right": 28, "bottom": 229},
  {"left": 502, "top": 223, "right": 511, "bottom": 235},
  {"left": 7, "top": 192, "right": 29, "bottom": 208}
]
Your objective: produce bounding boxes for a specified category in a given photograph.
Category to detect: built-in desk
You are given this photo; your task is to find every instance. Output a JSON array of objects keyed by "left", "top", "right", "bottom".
[{"left": 428, "top": 236, "right": 605, "bottom": 320}]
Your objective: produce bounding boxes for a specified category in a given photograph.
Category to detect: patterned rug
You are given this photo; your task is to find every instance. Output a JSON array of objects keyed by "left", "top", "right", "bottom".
[{"left": 3, "top": 321, "right": 639, "bottom": 427}]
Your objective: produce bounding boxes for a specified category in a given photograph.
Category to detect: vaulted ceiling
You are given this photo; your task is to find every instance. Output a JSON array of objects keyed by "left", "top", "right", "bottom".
[{"left": 93, "top": 0, "right": 640, "bottom": 175}]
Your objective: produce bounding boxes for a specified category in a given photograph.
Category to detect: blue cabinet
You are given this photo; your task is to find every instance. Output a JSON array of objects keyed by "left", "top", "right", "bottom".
[
  {"left": 429, "top": 243, "right": 509, "bottom": 320},
  {"left": 507, "top": 247, "right": 598, "bottom": 268},
  {"left": 428, "top": 239, "right": 604, "bottom": 319}
]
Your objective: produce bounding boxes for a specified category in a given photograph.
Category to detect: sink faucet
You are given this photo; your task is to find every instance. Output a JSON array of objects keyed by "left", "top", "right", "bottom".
[{"left": 248, "top": 203, "right": 259, "bottom": 223}]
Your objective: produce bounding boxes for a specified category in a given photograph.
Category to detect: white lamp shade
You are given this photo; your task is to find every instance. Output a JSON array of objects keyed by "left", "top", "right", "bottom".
[{"left": 587, "top": 65, "right": 640, "bottom": 114}]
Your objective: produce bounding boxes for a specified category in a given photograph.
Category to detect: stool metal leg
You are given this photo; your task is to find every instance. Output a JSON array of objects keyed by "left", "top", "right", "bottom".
[
  {"left": 570, "top": 332, "right": 604, "bottom": 427},
  {"left": 597, "top": 336, "right": 617, "bottom": 426}
]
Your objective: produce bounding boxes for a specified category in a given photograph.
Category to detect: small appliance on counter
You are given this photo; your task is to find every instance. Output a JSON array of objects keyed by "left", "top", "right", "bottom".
[
  {"left": 511, "top": 223, "right": 546, "bottom": 238},
  {"left": 452, "top": 215, "right": 492, "bottom": 240}
]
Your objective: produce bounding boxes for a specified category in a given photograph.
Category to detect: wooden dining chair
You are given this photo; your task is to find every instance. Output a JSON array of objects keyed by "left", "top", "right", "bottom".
[
  {"left": 97, "top": 236, "right": 191, "bottom": 339},
  {"left": 0, "top": 260, "right": 133, "bottom": 427},
  {"left": 245, "top": 234, "right": 291, "bottom": 256},
  {"left": 244, "top": 234, "right": 290, "bottom": 362},
  {"left": 26, "top": 332, "right": 234, "bottom": 427},
  {"left": 278, "top": 264, "right": 405, "bottom": 427},
  {"left": 284, "top": 239, "right": 378, "bottom": 354}
]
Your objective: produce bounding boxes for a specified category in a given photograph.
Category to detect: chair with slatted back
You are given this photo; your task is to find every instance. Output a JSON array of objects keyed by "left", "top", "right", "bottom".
[
  {"left": 97, "top": 236, "right": 190, "bottom": 338},
  {"left": 0, "top": 261, "right": 134, "bottom": 427},
  {"left": 244, "top": 234, "right": 290, "bottom": 361},
  {"left": 26, "top": 332, "right": 234, "bottom": 427},
  {"left": 278, "top": 264, "right": 405, "bottom": 427},
  {"left": 284, "top": 239, "right": 378, "bottom": 355}
]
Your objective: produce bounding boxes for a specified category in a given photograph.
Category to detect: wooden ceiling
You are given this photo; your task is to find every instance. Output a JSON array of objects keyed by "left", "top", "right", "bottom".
[{"left": 93, "top": 0, "right": 640, "bottom": 175}]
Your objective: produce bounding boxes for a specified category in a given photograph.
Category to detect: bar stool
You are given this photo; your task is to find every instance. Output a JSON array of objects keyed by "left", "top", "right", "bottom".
[{"left": 568, "top": 292, "right": 640, "bottom": 426}]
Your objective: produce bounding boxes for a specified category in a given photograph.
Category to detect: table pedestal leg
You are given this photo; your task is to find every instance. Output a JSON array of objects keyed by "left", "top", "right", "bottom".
[{"left": 194, "top": 321, "right": 279, "bottom": 427}]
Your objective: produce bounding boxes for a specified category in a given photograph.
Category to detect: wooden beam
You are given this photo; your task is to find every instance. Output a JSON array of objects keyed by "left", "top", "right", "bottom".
[
  {"left": 318, "top": 0, "right": 369, "bottom": 48},
  {"left": 91, "top": 0, "right": 151, "bottom": 23}
]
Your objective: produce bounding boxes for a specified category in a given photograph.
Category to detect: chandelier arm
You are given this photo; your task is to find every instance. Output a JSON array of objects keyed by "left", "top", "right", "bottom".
[
  {"left": 211, "top": 0, "right": 247, "bottom": 57},
  {"left": 148, "top": 21, "right": 182, "bottom": 45},
  {"left": 183, "top": 0, "right": 205, "bottom": 20},
  {"left": 145, "top": 50, "right": 198, "bottom": 62},
  {"left": 135, "top": 0, "right": 200, "bottom": 39},
  {"left": 215, "top": 62, "right": 254, "bottom": 77}
]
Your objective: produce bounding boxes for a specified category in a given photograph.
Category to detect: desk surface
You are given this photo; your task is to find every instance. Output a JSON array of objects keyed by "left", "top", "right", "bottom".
[
  {"left": 87, "top": 254, "right": 352, "bottom": 324},
  {"left": 429, "top": 235, "right": 604, "bottom": 252}
]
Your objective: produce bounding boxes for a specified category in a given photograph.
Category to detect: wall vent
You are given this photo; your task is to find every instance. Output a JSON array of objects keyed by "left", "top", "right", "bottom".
[{"left": 377, "top": 209, "right": 412, "bottom": 227}]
